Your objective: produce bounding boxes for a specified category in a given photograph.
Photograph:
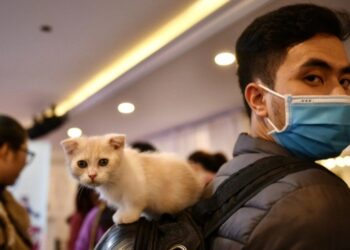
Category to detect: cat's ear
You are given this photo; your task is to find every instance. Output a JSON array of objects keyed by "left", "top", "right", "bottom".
[
  {"left": 107, "top": 134, "right": 125, "bottom": 150},
  {"left": 60, "top": 138, "right": 79, "bottom": 155}
]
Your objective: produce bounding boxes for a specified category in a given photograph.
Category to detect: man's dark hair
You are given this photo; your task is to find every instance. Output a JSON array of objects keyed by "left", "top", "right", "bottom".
[
  {"left": 236, "top": 4, "right": 350, "bottom": 116},
  {"left": 0, "top": 114, "right": 27, "bottom": 151}
]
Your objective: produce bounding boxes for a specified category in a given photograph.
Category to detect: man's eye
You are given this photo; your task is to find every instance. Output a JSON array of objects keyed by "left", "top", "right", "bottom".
[
  {"left": 340, "top": 78, "right": 350, "bottom": 89},
  {"left": 98, "top": 158, "right": 109, "bottom": 167},
  {"left": 304, "top": 75, "right": 323, "bottom": 85},
  {"left": 77, "top": 160, "right": 88, "bottom": 168}
]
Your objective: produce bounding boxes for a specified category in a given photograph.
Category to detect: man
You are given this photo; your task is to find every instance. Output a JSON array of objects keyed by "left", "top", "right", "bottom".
[
  {"left": 0, "top": 114, "right": 33, "bottom": 249},
  {"left": 211, "top": 4, "right": 350, "bottom": 250}
]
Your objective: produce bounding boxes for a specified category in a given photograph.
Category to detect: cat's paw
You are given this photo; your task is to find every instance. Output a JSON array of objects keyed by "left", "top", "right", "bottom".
[{"left": 113, "top": 210, "right": 141, "bottom": 224}]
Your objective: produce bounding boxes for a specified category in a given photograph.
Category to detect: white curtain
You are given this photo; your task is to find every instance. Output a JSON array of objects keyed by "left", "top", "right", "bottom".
[{"left": 146, "top": 108, "right": 250, "bottom": 159}]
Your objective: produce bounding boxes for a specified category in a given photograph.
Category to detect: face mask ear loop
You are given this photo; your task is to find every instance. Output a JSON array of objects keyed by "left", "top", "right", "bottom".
[
  {"left": 265, "top": 117, "right": 279, "bottom": 135},
  {"left": 258, "top": 83, "right": 290, "bottom": 133},
  {"left": 258, "top": 83, "right": 285, "bottom": 99}
]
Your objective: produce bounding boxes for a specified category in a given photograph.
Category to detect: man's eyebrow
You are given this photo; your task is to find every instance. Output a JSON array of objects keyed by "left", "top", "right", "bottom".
[
  {"left": 341, "top": 65, "right": 350, "bottom": 74},
  {"left": 300, "top": 58, "right": 332, "bottom": 70},
  {"left": 300, "top": 59, "right": 350, "bottom": 74}
]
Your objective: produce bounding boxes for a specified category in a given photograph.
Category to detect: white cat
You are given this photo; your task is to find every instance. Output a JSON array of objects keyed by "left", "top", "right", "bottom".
[{"left": 60, "top": 134, "right": 205, "bottom": 224}]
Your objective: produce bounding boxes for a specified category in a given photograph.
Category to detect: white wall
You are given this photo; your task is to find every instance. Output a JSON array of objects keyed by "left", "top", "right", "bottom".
[{"left": 47, "top": 149, "right": 77, "bottom": 250}]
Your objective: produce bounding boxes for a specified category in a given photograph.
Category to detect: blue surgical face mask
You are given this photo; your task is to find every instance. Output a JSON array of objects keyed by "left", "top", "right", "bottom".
[{"left": 259, "top": 84, "right": 350, "bottom": 159}]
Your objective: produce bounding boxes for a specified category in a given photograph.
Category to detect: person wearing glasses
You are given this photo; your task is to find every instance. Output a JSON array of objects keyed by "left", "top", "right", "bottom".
[{"left": 0, "top": 114, "right": 34, "bottom": 249}]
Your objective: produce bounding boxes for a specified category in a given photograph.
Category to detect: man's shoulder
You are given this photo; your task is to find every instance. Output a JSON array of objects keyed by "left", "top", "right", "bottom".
[
  {"left": 213, "top": 154, "right": 350, "bottom": 216},
  {"left": 261, "top": 166, "right": 350, "bottom": 216},
  {"left": 211, "top": 156, "right": 350, "bottom": 249},
  {"left": 215, "top": 153, "right": 346, "bottom": 190},
  {"left": 246, "top": 180, "right": 350, "bottom": 249}
]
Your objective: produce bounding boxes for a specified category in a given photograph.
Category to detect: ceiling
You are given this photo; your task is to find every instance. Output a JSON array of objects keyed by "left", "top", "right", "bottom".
[{"left": 1, "top": 0, "right": 349, "bottom": 152}]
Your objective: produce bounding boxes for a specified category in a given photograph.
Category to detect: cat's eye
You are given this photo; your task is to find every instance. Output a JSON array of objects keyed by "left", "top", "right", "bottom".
[
  {"left": 77, "top": 160, "right": 88, "bottom": 168},
  {"left": 98, "top": 158, "right": 109, "bottom": 167}
]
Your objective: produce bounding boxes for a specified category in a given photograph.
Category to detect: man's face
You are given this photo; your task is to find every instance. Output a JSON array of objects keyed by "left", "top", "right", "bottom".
[{"left": 267, "top": 34, "right": 350, "bottom": 130}]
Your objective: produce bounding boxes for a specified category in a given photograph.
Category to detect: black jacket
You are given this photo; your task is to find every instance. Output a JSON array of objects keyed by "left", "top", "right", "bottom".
[{"left": 210, "top": 133, "right": 350, "bottom": 250}]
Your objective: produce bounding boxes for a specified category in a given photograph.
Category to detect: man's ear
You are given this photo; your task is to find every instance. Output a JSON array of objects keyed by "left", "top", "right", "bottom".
[
  {"left": 0, "top": 144, "right": 10, "bottom": 158},
  {"left": 60, "top": 138, "right": 79, "bottom": 156},
  {"left": 245, "top": 82, "right": 268, "bottom": 117}
]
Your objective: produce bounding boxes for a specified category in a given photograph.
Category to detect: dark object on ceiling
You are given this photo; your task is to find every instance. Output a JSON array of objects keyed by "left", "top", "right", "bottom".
[{"left": 27, "top": 106, "right": 68, "bottom": 139}]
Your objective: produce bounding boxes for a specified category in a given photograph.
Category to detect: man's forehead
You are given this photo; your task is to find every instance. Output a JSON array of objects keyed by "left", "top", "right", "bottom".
[{"left": 284, "top": 35, "right": 349, "bottom": 69}]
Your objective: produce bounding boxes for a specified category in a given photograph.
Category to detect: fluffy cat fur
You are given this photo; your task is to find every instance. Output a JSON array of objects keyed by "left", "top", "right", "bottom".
[{"left": 61, "top": 134, "right": 205, "bottom": 224}]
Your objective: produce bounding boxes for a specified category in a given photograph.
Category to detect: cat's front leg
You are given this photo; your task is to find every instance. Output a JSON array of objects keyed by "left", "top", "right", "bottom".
[{"left": 112, "top": 207, "right": 142, "bottom": 224}]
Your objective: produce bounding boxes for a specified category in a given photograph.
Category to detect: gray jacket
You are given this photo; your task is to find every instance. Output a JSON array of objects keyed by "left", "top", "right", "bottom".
[{"left": 210, "top": 133, "right": 350, "bottom": 250}]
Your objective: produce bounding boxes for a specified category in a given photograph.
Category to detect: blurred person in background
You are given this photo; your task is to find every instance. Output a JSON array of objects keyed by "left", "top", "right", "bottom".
[
  {"left": 130, "top": 141, "right": 157, "bottom": 153},
  {"left": 67, "top": 185, "right": 99, "bottom": 250},
  {"left": 0, "top": 114, "right": 33, "bottom": 249},
  {"left": 74, "top": 201, "right": 114, "bottom": 250},
  {"left": 188, "top": 150, "right": 227, "bottom": 185}
]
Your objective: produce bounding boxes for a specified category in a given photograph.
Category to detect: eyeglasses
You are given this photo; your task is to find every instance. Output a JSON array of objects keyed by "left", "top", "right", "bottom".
[{"left": 20, "top": 148, "right": 36, "bottom": 165}]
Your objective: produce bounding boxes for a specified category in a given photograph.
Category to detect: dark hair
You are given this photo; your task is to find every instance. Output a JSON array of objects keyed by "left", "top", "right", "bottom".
[
  {"left": 76, "top": 185, "right": 98, "bottom": 216},
  {"left": 188, "top": 150, "right": 227, "bottom": 173},
  {"left": 130, "top": 141, "right": 157, "bottom": 152},
  {"left": 0, "top": 114, "right": 27, "bottom": 151},
  {"left": 213, "top": 152, "right": 228, "bottom": 167},
  {"left": 100, "top": 206, "right": 116, "bottom": 231},
  {"left": 236, "top": 4, "right": 350, "bottom": 116}
]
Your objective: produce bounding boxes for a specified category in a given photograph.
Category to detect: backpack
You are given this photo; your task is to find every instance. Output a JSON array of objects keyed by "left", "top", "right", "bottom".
[{"left": 95, "top": 155, "right": 338, "bottom": 250}]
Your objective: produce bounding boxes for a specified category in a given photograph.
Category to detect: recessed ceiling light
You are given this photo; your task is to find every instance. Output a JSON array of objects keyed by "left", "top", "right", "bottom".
[
  {"left": 118, "top": 102, "right": 135, "bottom": 114},
  {"left": 67, "top": 127, "right": 82, "bottom": 138},
  {"left": 214, "top": 52, "right": 236, "bottom": 66}
]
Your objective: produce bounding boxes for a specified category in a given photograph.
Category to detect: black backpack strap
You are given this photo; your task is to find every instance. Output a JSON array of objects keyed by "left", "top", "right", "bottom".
[{"left": 190, "top": 155, "right": 337, "bottom": 238}]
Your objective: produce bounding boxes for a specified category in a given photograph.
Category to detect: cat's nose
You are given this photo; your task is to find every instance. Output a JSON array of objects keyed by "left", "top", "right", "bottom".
[{"left": 88, "top": 173, "right": 97, "bottom": 181}]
